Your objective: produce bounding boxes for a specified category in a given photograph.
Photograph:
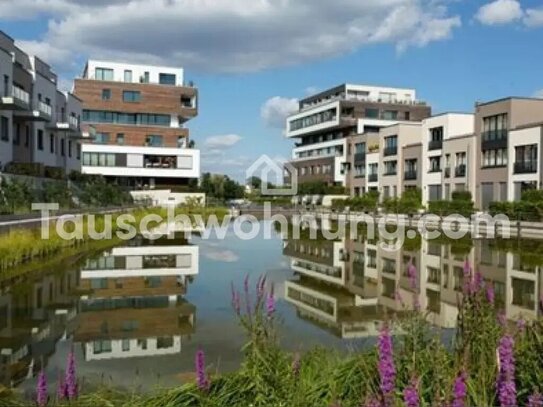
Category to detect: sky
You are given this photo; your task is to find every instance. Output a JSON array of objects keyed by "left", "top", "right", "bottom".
[{"left": 1, "top": 0, "right": 542, "bottom": 182}]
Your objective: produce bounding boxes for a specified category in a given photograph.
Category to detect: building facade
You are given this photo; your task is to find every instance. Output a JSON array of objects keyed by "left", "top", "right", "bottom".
[
  {"left": 474, "top": 98, "right": 543, "bottom": 209},
  {"left": 285, "top": 84, "right": 431, "bottom": 189},
  {"left": 0, "top": 30, "right": 83, "bottom": 175},
  {"left": 74, "top": 60, "right": 200, "bottom": 196}
]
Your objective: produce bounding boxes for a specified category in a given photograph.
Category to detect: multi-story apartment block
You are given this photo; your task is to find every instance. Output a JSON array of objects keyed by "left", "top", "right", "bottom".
[
  {"left": 421, "top": 113, "right": 475, "bottom": 205},
  {"left": 475, "top": 98, "right": 543, "bottom": 209},
  {"left": 0, "top": 31, "right": 82, "bottom": 175},
  {"left": 378, "top": 123, "right": 422, "bottom": 200},
  {"left": 286, "top": 84, "right": 431, "bottom": 188},
  {"left": 74, "top": 60, "right": 200, "bottom": 199}
]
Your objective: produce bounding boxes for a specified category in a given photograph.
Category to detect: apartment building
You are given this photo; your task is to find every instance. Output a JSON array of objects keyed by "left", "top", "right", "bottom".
[
  {"left": 74, "top": 60, "right": 200, "bottom": 202},
  {"left": 475, "top": 98, "right": 543, "bottom": 209},
  {"left": 421, "top": 113, "right": 475, "bottom": 205},
  {"left": 285, "top": 84, "right": 431, "bottom": 188},
  {"left": 0, "top": 31, "right": 82, "bottom": 175},
  {"left": 378, "top": 123, "right": 422, "bottom": 200},
  {"left": 76, "top": 236, "right": 198, "bottom": 361}
]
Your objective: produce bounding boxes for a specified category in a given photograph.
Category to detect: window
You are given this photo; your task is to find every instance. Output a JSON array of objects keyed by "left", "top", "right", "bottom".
[
  {"left": 122, "top": 339, "right": 130, "bottom": 352},
  {"left": 95, "top": 133, "right": 110, "bottom": 144},
  {"left": 429, "top": 156, "right": 441, "bottom": 172},
  {"left": 68, "top": 140, "right": 72, "bottom": 158},
  {"left": 83, "top": 153, "right": 116, "bottom": 167},
  {"left": 116, "top": 133, "right": 125, "bottom": 145},
  {"left": 482, "top": 114, "right": 508, "bottom": 140},
  {"left": 76, "top": 143, "right": 81, "bottom": 160},
  {"left": 428, "top": 185, "right": 442, "bottom": 201},
  {"left": 382, "top": 110, "right": 398, "bottom": 120},
  {"left": 60, "top": 138, "right": 65, "bottom": 156},
  {"left": 124, "top": 70, "right": 133, "bottom": 82},
  {"left": 157, "top": 337, "right": 174, "bottom": 349},
  {"left": 141, "top": 71, "right": 150, "bottom": 83},
  {"left": 365, "top": 108, "right": 379, "bottom": 118},
  {"left": 159, "top": 73, "right": 176, "bottom": 85},
  {"left": 514, "top": 144, "right": 537, "bottom": 173},
  {"left": 95, "top": 67, "right": 114, "bottom": 81},
  {"left": 0, "top": 116, "right": 8, "bottom": 142},
  {"left": 384, "top": 135, "right": 398, "bottom": 156},
  {"left": 482, "top": 148, "right": 508, "bottom": 167},
  {"left": 13, "top": 123, "right": 19, "bottom": 145},
  {"left": 25, "top": 126, "right": 30, "bottom": 147},
  {"left": 384, "top": 160, "right": 397, "bottom": 175},
  {"left": 93, "top": 340, "right": 112, "bottom": 354},
  {"left": 50, "top": 134, "right": 55, "bottom": 153},
  {"left": 101, "top": 89, "right": 111, "bottom": 100},
  {"left": 90, "top": 278, "right": 108, "bottom": 289},
  {"left": 145, "top": 135, "right": 163, "bottom": 147},
  {"left": 37, "top": 130, "right": 44, "bottom": 150},
  {"left": 123, "top": 90, "right": 141, "bottom": 102},
  {"left": 289, "top": 107, "right": 337, "bottom": 132},
  {"left": 83, "top": 110, "right": 171, "bottom": 127}
]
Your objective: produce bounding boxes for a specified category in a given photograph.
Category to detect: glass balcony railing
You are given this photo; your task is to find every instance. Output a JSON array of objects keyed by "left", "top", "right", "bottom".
[
  {"left": 455, "top": 164, "right": 466, "bottom": 177},
  {"left": 428, "top": 140, "right": 443, "bottom": 151},
  {"left": 514, "top": 161, "right": 538, "bottom": 174},
  {"left": 68, "top": 115, "right": 79, "bottom": 128},
  {"left": 37, "top": 101, "right": 52, "bottom": 116}
]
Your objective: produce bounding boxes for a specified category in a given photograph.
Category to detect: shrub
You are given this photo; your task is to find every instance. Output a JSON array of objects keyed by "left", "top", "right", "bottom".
[
  {"left": 44, "top": 166, "right": 65, "bottom": 180},
  {"left": 4, "top": 162, "right": 43, "bottom": 177},
  {"left": 451, "top": 190, "right": 472, "bottom": 201}
]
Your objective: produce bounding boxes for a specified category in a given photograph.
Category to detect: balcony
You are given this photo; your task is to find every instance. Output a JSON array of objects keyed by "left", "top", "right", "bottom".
[
  {"left": 404, "top": 171, "right": 417, "bottom": 181},
  {"left": 482, "top": 130, "right": 508, "bottom": 150},
  {"left": 354, "top": 152, "right": 366, "bottom": 164},
  {"left": 0, "top": 85, "right": 30, "bottom": 110},
  {"left": 428, "top": 140, "right": 443, "bottom": 151},
  {"left": 428, "top": 167, "right": 441, "bottom": 173},
  {"left": 13, "top": 100, "right": 53, "bottom": 122},
  {"left": 514, "top": 161, "right": 538, "bottom": 174},
  {"left": 368, "top": 173, "right": 378, "bottom": 182},
  {"left": 444, "top": 167, "right": 451, "bottom": 178},
  {"left": 38, "top": 101, "right": 52, "bottom": 118},
  {"left": 383, "top": 146, "right": 397, "bottom": 157},
  {"left": 455, "top": 164, "right": 466, "bottom": 177}
]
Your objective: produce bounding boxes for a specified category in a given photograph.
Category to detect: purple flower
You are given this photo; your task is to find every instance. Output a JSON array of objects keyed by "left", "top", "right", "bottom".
[
  {"left": 516, "top": 319, "right": 526, "bottom": 334},
  {"left": 403, "top": 377, "right": 420, "bottom": 407},
  {"left": 36, "top": 369, "right": 48, "bottom": 407},
  {"left": 195, "top": 349, "right": 209, "bottom": 392},
  {"left": 256, "top": 275, "right": 266, "bottom": 300},
  {"left": 528, "top": 393, "right": 543, "bottom": 407},
  {"left": 65, "top": 351, "right": 77, "bottom": 400},
  {"left": 244, "top": 275, "right": 252, "bottom": 317},
  {"left": 497, "top": 311, "right": 507, "bottom": 327},
  {"left": 231, "top": 282, "right": 241, "bottom": 315},
  {"left": 292, "top": 352, "right": 301, "bottom": 378},
  {"left": 407, "top": 262, "right": 420, "bottom": 310},
  {"left": 474, "top": 272, "right": 484, "bottom": 293},
  {"left": 497, "top": 335, "right": 517, "bottom": 407},
  {"left": 378, "top": 324, "right": 396, "bottom": 405},
  {"left": 363, "top": 398, "right": 381, "bottom": 407},
  {"left": 56, "top": 373, "right": 66, "bottom": 401},
  {"left": 486, "top": 283, "right": 495, "bottom": 305},
  {"left": 452, "top": 371, "right": 468, "bottom": 407},
  {"left": 462, "top": 260, "right": 473, "bottom": 295},
  {"left": 266, "top": 290, "right": 275, "bottom": 317}
]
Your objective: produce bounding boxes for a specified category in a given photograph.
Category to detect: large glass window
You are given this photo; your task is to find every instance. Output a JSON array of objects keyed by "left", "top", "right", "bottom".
[
  {"left": 365, "top": 108, "right": 379, "bottom": 118},
  {"left": 101, "top": 89, "right": 111, "bottom": 100},
  {"left": 83, "top": 110, "right": 171, "bottom": 127},
  {"left": 95, "top": 67, "right": 114, "bottom": 81},
  {"left": 145, "top": 135, "right": 164, "bottom": 147},
  {"left": 289, "top": 107, "right": 337, "bottom": 132},
  {"left": 124, "top": 70, "right": 133, "bottom": 82},
  {"left": 159, "top": 73, "right": 176, "bottom": 85},
  {"left": 83, "top": 153, "right": 117, "bottom": 167},
  {"left": 123, "top": 90, "right": 141, "bottom": 102},
  {"left": 382, "top": 110, "right": 398, "bottom": 120},
  {"left": 0, "top": 116, "right": 9, "bottom": 142},
  {"left": 95, "top": 132, "right": 110, "bottom": 144}
]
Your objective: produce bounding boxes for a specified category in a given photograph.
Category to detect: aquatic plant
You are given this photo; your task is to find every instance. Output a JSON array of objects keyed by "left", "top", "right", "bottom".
[
  {"left": 378, "top": 324, "right": 395, "bottom": 406},
  {"left": 195, "top": 349, "right": 209, "bottom": 392},
  {"left": 497, "top": 335, "right": 517, "bottom": 407},
  {"left": 403, "top": 377, "right": 420, "bottom": 407},
  {"left": 65, "top": 350, "right": 78, "bottom": 400},
  {"left": 451, "top": 371, "right": 468, "bottom": 407}
]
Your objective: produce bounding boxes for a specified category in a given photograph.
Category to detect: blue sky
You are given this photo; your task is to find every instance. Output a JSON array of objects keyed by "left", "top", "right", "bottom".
[{"left": 1, "top": 0, "right": 542, "bottom": 181}]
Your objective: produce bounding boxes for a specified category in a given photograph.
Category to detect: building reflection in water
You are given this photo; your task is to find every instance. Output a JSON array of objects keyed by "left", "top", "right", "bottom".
[
  {"left": 75, "top": 235, "right": 198, "bottom": 361},
  {"left": 0, "top": 268, "right": 80, "bottom": 387},
  {"left": 283, "top": 235, "right": 542, "bottom": 338}
]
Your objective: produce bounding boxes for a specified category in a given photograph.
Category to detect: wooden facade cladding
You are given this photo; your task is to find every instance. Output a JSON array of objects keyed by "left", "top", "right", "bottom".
[
  {"left": 84, "top": 123, "right": 189, "bottom": 147},
  {"left": 73, "top": 78, "right": 197, "bottom": 118}
]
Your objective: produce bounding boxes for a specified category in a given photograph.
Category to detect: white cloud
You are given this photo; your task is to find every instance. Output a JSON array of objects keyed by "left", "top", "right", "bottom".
[
  {"left": 304, "top": 86, "right": 320, "bottom": 95},
  {"left": 524, "top": 8, "right": 543, "bottom": 27},
  {"left": 203, "top": 134, "right": 242, "bottom": 149},
  {"left": 533, "top": 89, "right": 543, "bottom": 99},
  {"left": 204, "top": 249, "right": 239, "bottom": 263},
  {"left": 475, "top": 0, "right": 523, "bottom": 25},
  {"left": 260, "top": 96, "right": 299, "bottom": 128},
  {"left": 7, "top": 0, "right": 462, "bottom": 74}
]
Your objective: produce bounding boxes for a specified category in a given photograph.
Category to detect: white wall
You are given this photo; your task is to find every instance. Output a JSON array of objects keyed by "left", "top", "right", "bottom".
[
  {"left": 421, "top": 114, "right": 474, "bottom": 205},
  {"left": 346, "top": 84, "right": 416, "bottom": 103},
  {"left": 0, "top": 48, "right": 13, "bottom": 167},
  {"left": 85, "top": 60, "right": 184, "bottom": 86}
]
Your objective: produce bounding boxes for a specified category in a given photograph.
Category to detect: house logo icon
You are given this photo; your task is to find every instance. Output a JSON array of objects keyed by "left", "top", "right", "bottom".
[{"left": 246, "top": 155, "right": 298, "bottom": 196}]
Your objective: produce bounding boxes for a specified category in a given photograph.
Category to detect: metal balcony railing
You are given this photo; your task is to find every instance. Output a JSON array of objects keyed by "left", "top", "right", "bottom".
[
  {"left": 404, "top": 171, "right": 417, "bottom": 180},
  {"left": 444, "top": 167, "right": 451, "bottom": 178},
  {"left": 368, "top": 174, "right": 378, "bottom": 182}
]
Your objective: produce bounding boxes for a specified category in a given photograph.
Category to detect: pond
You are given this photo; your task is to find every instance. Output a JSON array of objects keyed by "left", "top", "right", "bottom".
[{"left": 1, "top": 220, "right": 541, "bottom": 392}]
